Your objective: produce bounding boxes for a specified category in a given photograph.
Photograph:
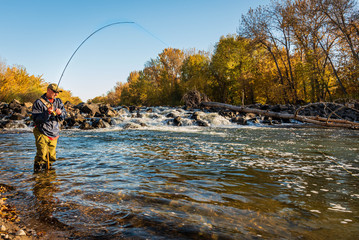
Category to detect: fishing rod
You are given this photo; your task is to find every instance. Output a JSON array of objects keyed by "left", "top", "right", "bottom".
[
  {"left": 55, "top": 21, "right": 133, "bottom": 92},
  {"left": 55, "top": 21, "right": 168, "bottom": 92}
]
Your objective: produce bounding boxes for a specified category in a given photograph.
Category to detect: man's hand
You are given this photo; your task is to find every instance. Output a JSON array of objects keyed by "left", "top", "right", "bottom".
[
  {"left": 55, "top": 108, "right": 62, "bottom": 115},
  {"left": 48, "top": 106, "right": 54, "bottom": 114},
  {"left": 48, "top": 106, "right": 61, "bottom": 116}
]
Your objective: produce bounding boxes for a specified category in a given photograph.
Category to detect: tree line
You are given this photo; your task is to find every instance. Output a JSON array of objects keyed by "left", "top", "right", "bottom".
[
  {"left": 93, "top": 0, "right": 358, "bottom": 106},
  {"left": 0, "top": 61, "right": 81, "bottom": 104},
  {"left": 1, "top": 0, "right": 358, "bottom": 107}
]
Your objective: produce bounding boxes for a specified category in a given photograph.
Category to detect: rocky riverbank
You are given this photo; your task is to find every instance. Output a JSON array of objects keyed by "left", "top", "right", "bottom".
[
  {"left": 1, "top": 184, "right": 39, "bottom": 240},
  {"left": 0, "top": 183, "right": 70, "bottom": 240},
  {"left": 1, "top": 99, "right": 359, "bottom": 131}
]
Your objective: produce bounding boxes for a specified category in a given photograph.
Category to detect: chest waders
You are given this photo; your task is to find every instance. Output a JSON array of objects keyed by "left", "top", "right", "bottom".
[{"left": 34, "top": 97, "right": 57, "bottom": 171}]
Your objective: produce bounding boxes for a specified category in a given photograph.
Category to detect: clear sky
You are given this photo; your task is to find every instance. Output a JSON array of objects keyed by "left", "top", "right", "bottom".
[{"left": 0, "top": 0, "right": 270, "bottom": 101}]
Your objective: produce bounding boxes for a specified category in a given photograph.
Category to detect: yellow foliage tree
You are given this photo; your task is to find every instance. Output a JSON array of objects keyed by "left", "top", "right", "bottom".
[{"left": 0, "top": 60, "right": 82, "bottom": 104}]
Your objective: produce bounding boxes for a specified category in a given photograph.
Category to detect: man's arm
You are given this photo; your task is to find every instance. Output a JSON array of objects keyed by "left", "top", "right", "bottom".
[{"left": 32, "top": 100, "right": 51, "bottom": 125}]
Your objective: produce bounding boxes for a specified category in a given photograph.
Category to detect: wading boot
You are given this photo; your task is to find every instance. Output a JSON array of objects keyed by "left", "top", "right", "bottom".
[{"left": 34, "top": 162, "right": 47, "bottom": 173}]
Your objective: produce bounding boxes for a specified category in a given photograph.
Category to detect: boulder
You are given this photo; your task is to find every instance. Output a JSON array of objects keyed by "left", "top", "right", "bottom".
[
  {"left": 10, "top": 113, "right": 25, "bottom": 120},
  {"left": 173, "top": 116, "right": 182, "bottom": 126},
  {"left": 231, "top": 116, "right": 247, "bottom": 125},
  {"left": 136, "top": 111, "right": 143, "bottom": 118},
  {"left": 245, "top": 113, "right": 257, "bottom": 119},
  {"left": 261, "top": 116, "right": 272, "bottom": 125},
  {"left": 166, "top": 112, "right": 177, "bottom": 118},
  {"left": 24, "top": 102, "right": 33, "bottom": 109},
  {"left": 18, "top": 106, "right": 28, "bottom": 115},
  {"left": 8, "top": 99, "right": 21, "bottom": 109},
  {"left": 79, "top": 121, "right": 93, "bottom": 130},
  {"left": 123, "top": 122, "right": 141, "bottom": 129},
  {"left": 106, "top": 109, "right": 117, "bottom": 117},
  {"left": 129, "top": 106, "right": 139, "bottom": 113},
  {"left": 196, "top": 119, "right": 209, "bottom": 127},
  {"left": 191, "top": 112, "right": 200, "bottom": 120},
  {"left": 81, "top": 103, "right": 100, "bottom": 117},
  {"left": 92, "top": 119, "right": 110, "bottom": 128},
  {"left": 99, "top": 104, "right": 117, "bottom": 117},
  {"left": 2, "top": 120, "right": 27, "bottom": 129},
  {"left": 117, "top": 108, "right": 128, "bottom": 115},
  {"left": 219, "top": 110, "right": 236, "bottom": 118},
  {"left": 102, "top": 117, "right": 112, "bottom": 124},
  {"left": 1, "top": 107, "right": 11, "bottom": 115}
]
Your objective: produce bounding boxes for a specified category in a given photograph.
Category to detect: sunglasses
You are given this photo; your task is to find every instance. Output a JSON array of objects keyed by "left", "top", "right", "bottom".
[{"left": 50, "top": 89, "right": 60, "bottom": 94}]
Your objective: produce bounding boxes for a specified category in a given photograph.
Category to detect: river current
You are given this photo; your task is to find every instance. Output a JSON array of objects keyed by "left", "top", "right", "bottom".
[{"left": 0, "top": 107, "right": 358, "bottom": 239}]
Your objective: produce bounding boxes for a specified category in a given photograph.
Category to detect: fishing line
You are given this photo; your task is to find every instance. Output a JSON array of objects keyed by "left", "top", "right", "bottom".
[
  {"left": 133, "top": 22, "right": 170, "bottom": 47},
  {"left": 56, "top": 21, "right": 169, "bottom": 91}
]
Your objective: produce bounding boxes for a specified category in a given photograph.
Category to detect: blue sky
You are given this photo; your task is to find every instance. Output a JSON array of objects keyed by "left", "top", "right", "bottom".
[{"left": 1, "top": 0, "right": 270, "bottom": 101}]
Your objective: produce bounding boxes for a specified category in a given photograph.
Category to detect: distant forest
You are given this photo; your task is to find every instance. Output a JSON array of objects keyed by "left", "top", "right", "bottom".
[{"left": 1, "top": 0, "right": 359, "bottom": 106}]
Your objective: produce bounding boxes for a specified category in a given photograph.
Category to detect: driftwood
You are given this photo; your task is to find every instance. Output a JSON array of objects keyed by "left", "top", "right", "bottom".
[{"left": 201, "top": 102, "right": 359, "bottom": 130}]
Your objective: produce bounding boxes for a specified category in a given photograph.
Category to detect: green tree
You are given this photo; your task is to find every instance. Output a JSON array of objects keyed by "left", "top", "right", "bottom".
[
  {"left": 181, "top": 51, "right": 212, "bottom": 97},
  {"left": 210, "top": 35, "right": 257, "bottom": 104}
]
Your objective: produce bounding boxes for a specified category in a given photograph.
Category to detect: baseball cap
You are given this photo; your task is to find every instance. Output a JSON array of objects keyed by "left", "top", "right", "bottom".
[{"left": 48, "top": 83, "right": 63, "bottom": 93}]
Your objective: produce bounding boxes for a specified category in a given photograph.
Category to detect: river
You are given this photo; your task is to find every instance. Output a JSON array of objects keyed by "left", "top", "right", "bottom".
[{"left": 0, "top": 107, "right": 358, "bottom": 239}]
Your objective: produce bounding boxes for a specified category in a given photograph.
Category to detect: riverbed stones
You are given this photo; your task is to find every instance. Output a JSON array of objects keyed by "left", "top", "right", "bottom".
[
  {"left": 1, "top": 225, "right": 6, "bottom": 231},
  {"left": 1, "top": 99, "right": 359, "bottom": 130},
  {"left": 16, "top": 229, "right": 26, "bottom": 236}
]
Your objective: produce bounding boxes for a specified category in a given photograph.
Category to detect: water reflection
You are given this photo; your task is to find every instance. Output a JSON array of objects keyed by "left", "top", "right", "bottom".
[{"left": 32, "top": 170, "right": 68, "bottom": 229}]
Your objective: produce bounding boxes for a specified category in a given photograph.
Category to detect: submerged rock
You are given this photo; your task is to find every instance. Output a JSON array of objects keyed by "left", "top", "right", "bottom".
[
  {"left": 123, "top": 122, "right": 141, "bottom": 129},
  {"left": 231, "top": 116, "right": 247, "bottom": 125},
  {"left": 196, "top": 119, "right": 209, "bottom": 127}
]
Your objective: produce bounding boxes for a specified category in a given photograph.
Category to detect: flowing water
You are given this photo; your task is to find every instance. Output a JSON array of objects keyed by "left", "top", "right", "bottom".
[{"left": 0, "top": 107, "right": 358, "bottom": 239}]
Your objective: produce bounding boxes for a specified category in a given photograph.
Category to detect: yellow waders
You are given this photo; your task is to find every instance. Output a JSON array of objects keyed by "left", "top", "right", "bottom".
[{"left": 33, "top": 127, "right": 58, "bottom": 171}]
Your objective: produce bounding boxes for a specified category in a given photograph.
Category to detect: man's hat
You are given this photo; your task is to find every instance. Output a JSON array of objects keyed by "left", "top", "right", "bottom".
[{"left": 48, "top": 83, "right": 62, "bottom": 93}]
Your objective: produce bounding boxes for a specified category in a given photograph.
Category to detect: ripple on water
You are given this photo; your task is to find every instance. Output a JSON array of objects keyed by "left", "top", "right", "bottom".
[{"left": 0, "top": 127, "right": 359, "bottom": 239}]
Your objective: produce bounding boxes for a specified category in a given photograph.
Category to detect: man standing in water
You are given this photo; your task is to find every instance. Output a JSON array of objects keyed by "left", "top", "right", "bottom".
[{"left": 32, "top": 83, "right": 67, "bottom": 172}]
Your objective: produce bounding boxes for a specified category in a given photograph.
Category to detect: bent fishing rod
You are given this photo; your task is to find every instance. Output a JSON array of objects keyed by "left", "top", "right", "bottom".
[
  {"left": 55, "top": 21, "right": 168, "bottom": 92},
  {"left": 55, "top": 21, "right": 134, "bottom": 92}
]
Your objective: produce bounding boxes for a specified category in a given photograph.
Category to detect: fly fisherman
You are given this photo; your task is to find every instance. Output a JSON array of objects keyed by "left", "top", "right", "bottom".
[{"left": 32, "top": 83, "right": 67, "bottom": 172}]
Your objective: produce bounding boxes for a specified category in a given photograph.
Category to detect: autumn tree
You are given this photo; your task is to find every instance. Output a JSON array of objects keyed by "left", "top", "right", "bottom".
[
  {"left": 180, "top": 50, "right": 212, "bottom": 97},
  {"left": 0, "top": 65, "right": 45, "bottom": 103},
  {"left": 0, "top": 60, "right": 82, "bottom": 104},
  {"left": 240, "top": 0, "right": 359, "bottom": 103},
  {"left": 210, "top": 35, "right": 260, "bottom": 104},
  {"left": 157, "top": 48, "right": 185, "bottom": 105}
]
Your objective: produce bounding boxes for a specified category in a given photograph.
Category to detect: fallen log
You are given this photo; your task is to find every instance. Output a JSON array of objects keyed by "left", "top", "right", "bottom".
[{"left": 201, "top": 102, "right": 359, "bottom": 129}]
